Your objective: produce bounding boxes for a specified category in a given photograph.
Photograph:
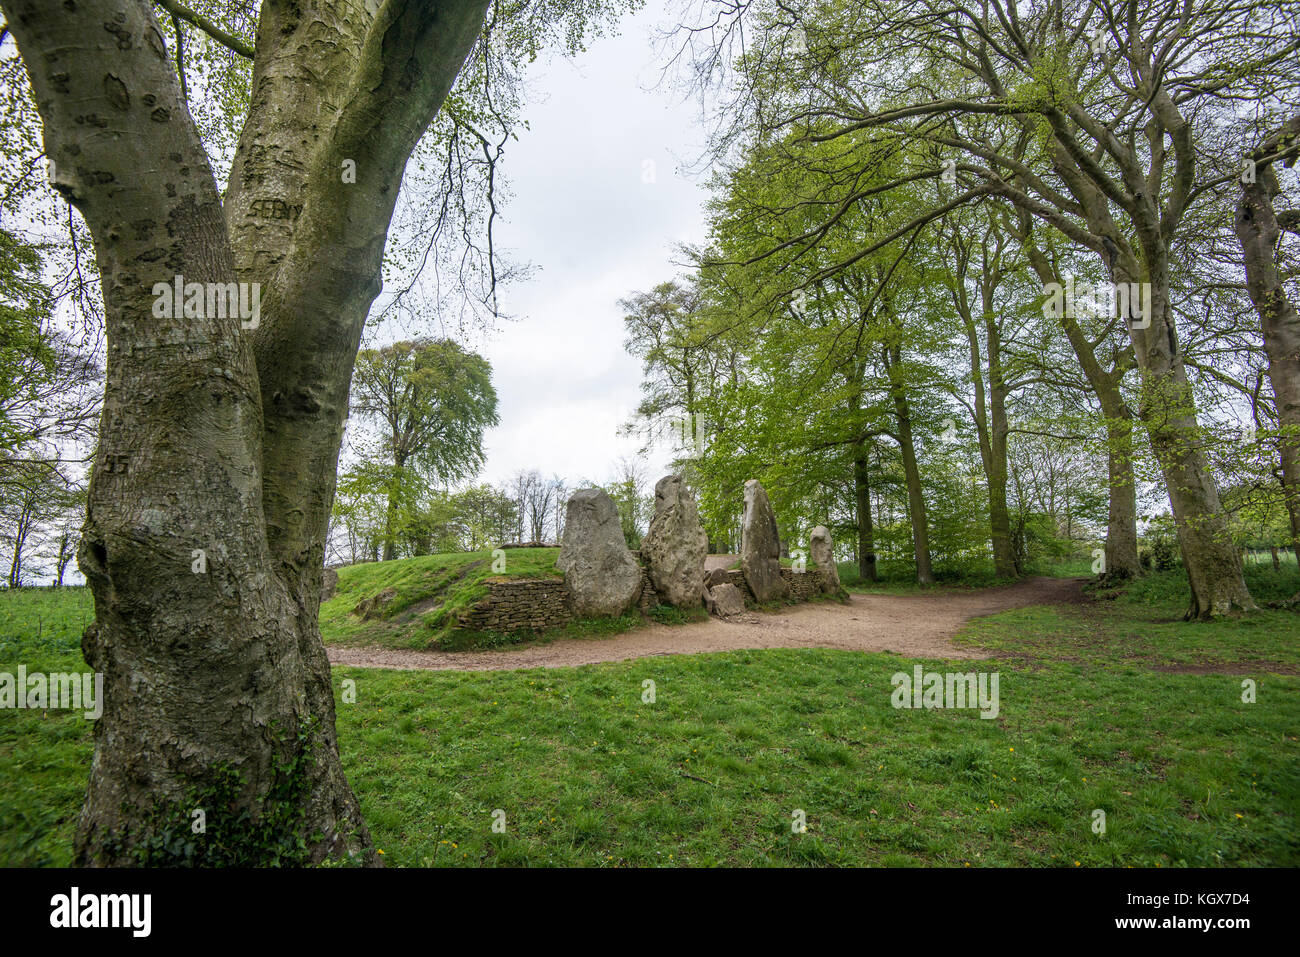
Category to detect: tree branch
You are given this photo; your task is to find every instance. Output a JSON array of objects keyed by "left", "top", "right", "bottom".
[{"left": 153, "top": 0, "right": 253, "bottom": 59}]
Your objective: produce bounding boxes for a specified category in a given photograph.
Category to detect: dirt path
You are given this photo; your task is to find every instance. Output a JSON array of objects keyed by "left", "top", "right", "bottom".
[{"left": 327, "top": 576, "right": 1086, "bottom": 673}]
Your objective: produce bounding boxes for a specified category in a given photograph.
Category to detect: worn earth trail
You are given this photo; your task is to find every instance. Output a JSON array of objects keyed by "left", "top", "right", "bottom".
[{"left": 326, "top": 576, "right": 1087, "bottom": 673}]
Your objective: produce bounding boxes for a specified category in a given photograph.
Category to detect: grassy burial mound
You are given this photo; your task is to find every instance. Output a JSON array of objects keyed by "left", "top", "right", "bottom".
[
  {"left": 322, "top": 547, "right": 711, "bottom": 650},
  {"left": 321, "top": 548, "right": 569, "bottom": 650},
  {"left": 320, "top": 546, "right": 845, "bottom": 651}
]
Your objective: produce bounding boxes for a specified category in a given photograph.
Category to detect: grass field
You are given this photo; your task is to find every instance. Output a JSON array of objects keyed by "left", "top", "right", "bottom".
[{"left": 1, "top": 563, "right": 1297, "bottom": 867}]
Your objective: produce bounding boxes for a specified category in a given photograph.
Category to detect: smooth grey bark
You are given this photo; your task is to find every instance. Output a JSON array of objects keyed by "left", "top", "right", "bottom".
[
  {"left": 5, "top": 0, "right": 490, "bottom": 865},
  {"left": 1236, "top": 119, "right": 1300, "bottom": 581}
]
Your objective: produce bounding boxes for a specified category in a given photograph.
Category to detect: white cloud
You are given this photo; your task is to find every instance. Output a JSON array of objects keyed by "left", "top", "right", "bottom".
[{"left": 422, "top": 6, "right": 709, "bottom": 489}]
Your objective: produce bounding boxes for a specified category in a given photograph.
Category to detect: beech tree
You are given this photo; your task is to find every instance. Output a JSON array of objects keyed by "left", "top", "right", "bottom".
[
  {"left": 350, "top": 337, "right": 498, "bottom": 561},
  {"left": 0, "top": 228, "right": 101, "bottom": 470},
  {"left": 0, "top": 0, "right": 602, "bottom": 865},
  {"left": 1008, "top": 212, "right": 1140, "bottom": 581}
]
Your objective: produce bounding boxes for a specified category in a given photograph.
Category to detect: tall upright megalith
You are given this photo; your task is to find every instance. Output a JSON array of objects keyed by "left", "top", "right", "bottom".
[
  {"left": 557, "top": 488, "right": 642, "bottom": 617},
  {"left": 741, "top": 479, "right": 789, "bottom": 602},
  {"left": 642, "top": 474, "right": 708, "bottom": 608},
  {"left": 809, "top": 525, "right": 841, "bottom": 593}
]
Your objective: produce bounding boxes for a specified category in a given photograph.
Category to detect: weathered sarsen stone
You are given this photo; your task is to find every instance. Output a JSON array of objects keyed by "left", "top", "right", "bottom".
[
  {"left": 704, "top": 582, "right": 746, "bottom": 617},
  {"left": 705, "top": 567, "right": 730, "bottom": 589},
  {"left": 809, "top": 526, "right": 841, "bottom": 593},
  {"left": 741, "top": 479, "right": 790, "bottom": 602},
  {"left": 557, "top": 488, "right": 643, "bottom": 617},
  {"left": 641, "top": 474, "right": 708, "bottom": 608}
]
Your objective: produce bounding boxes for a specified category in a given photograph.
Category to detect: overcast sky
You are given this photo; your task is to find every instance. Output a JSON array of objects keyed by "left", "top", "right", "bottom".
[{"left": 397, "top": 4, "right": 710, "bottom": 490}]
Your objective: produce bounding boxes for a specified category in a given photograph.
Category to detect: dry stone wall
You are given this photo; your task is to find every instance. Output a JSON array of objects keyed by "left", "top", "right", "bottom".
[
  {"left": 783, "top": 567, "right": 829, "bottom": 601},
  {"left": 711, "top": 567, "right": 829, "bottom": 603},
  {"left": 455, "top": 578, "right": 573, "bottom": 633},
  {"left": 634, "top": 560, "right": 663, "bottom": 612}
]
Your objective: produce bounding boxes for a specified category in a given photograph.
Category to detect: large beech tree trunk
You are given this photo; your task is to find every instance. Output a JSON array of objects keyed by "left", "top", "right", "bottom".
[
  {"left": 5, "top": 0, "right": 490, "bottom": 865},
  {"left": 1125, "top": 263, "right": 1256, "bottom": 618},
  {"left": 1236, "top": 125, "right": 1300, "bottom": 578}
]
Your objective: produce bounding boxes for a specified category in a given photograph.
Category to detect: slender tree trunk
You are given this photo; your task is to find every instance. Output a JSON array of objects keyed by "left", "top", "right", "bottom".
[
  {"left": 986, "top": 384, "right": 1017, "bottom": 579},
  {"left": 963, "top": 305, "right": 1017, "bottom": 579},
  {"left": 852, "top": 439, "right": 877, "bottom": 582},
  {"left": 383, "top": 462, "right": 406, "bottom": 562},
  {"left": 886, "top": 352, "right": 934, "bottom": 584},
  {"left": 1103, "top": 413, "right": 1141, "bottom": 578},
  {"left": 7, "top": 525, "right": 23, "bottom": 589},
  {"left": 1020, "top": 232, "right": 1141, "bottom": 579}
]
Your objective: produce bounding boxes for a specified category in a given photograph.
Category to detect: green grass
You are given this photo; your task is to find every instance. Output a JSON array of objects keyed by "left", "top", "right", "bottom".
[
  {"left": 2, "top": 566, "right": 1298, "bottom": 867},
  {"left": 0, "top": 586, "right": 95, "bottom": 867},
  {"left": 721, "top": 556, "right": 825, "bottom": 571},
  {"left": 0, "top": 586, "right": 93, "bottom": 663},
  {"left": 332, "top": 649, "right": 1297, "bottom": 867},
  {"left": 436, "top": 611, "right": 649, "bottom": 651},
  {"left": 958, "top": 564, "right": 1300, "bottom": 672},
  {"left": 839, "top": 559, "right": 1010, "bottom": 593}
]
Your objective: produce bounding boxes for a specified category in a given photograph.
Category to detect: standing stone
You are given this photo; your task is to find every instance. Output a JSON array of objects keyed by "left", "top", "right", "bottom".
[
  {"left": 641, "top": 475, "right": 708, "bottom": 608},
  {"left": 809, "top": 526, "right": 841, "bottom": 593},
  {"left": 557, "top": 488, "right": 642, "bottom": 617},
  {"left": 321, "top": 567, "right": 340, "bottom": 602},
  {"left": 741, "top": 479, "right": 789, "bottom": 602}
]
